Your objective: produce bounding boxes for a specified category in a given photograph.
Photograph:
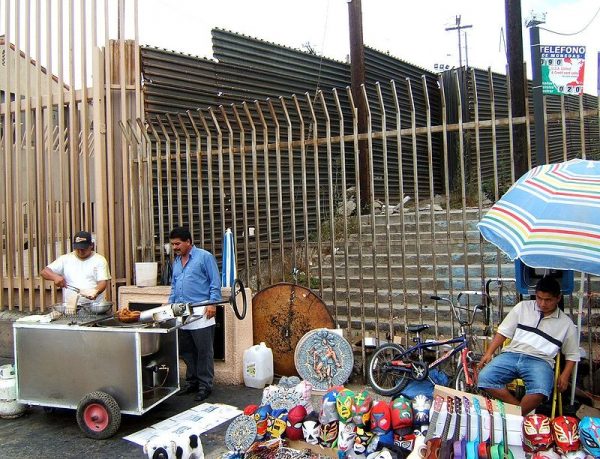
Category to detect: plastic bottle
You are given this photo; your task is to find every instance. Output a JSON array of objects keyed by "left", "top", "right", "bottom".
[{"left": 243, "top": 342, "right": 274, "bottom": 389}]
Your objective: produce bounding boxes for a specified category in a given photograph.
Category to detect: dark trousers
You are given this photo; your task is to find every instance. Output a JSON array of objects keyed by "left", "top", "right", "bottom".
[{"left": 178, "top": 325, "right": 215, "bottom": 391}]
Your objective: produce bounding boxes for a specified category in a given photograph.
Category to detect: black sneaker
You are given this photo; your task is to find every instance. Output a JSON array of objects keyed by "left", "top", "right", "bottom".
[
  {"left": 194, "top": 388, "right": 212, "bottom": 402},
  {"left": 176, "top": 385, "right": 198, "bottom": 396}
]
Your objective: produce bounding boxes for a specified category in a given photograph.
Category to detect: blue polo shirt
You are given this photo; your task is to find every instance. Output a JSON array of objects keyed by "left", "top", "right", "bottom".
[{"left": 168, "top": 246, "right": 221, "bottom": 329}]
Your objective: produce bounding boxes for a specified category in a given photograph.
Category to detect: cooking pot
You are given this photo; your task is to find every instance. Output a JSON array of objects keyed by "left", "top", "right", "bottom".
[{"left": 82, "top": 301, "right": 113, "bottom": 315}]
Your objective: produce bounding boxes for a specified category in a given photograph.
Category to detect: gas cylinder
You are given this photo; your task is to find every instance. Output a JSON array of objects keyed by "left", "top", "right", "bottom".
[{"left": 0, "top": 364, "right": 26, "bottom": 419}]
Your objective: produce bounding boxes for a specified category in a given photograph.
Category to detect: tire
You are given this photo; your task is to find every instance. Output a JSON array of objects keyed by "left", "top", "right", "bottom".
[
  {"left": 231, "top": 278, "right": 247, "bottom": 320},
  {"left": 76, "top": 391, "right": 121, "bottom": 439},
  {"left": 367, "top": 343, "right": 410, "bottom": 396}
]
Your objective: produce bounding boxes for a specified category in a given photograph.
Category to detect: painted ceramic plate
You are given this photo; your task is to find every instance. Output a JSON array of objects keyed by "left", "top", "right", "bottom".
[
  {"left": 294, "top": 328, "right": 353, "bottom": 391},
  {"left": 224, "top": 414, "right": 256, "bottom": 452}
]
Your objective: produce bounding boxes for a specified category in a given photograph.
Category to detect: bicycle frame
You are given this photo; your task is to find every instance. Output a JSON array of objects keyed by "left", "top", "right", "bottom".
[{"left": 392, "top": 333, "right": 476, "bottom": 386}]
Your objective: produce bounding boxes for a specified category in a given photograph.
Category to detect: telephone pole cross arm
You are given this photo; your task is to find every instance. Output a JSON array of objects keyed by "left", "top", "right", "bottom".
[{"left": 445, "top": 15, "right": 473, "bottom": 68}]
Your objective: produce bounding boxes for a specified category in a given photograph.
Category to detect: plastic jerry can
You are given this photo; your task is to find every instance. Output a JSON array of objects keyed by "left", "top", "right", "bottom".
[{"left": 243, "top": 342, "right": 274, "bottom": 389}]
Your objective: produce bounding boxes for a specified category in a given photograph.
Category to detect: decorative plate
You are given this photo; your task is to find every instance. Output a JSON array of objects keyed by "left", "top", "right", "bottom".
[
  {"left": 294, "top": 328, "right": 353, "bottom": 391},
  {"left": 224, "top": 414, "right": 256, "bottom": 452}
]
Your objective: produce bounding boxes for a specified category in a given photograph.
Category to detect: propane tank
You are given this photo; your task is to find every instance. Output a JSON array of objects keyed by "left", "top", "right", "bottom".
[{"left": 0, "top": 364, "right": 26, "bottom": 419}]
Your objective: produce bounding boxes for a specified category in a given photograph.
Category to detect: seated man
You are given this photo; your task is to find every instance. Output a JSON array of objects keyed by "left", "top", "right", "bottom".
[{"left": 477, "top": 276, "right": 579, "bottom": 414}]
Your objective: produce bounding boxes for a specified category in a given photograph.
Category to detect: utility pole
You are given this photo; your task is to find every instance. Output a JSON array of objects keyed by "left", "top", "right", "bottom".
[
  {"left": 347, "top": 0, "right": 370, "bottom": 208},
  {"left": 505, "top": 0, "right": 528, "bottom": 177},
  {"left": 445, "top": 15, "right": 472, "bottom": 68},
  {"left": 526, "top": 12, "right": 547, "bottom": 166}
]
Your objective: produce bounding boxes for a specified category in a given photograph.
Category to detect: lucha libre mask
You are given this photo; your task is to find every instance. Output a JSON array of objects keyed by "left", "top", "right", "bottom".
[
  {"left": 412, "top": 395, "right": 432, "bottom": 427},
  {"left": 561, "top": 451, "right": 589, "bottom": 459},
  {"left": 523, "top": 414, "right": 553, "bottom": 453},
  {"left": 320, "top": 387, "right": 342, "bottom": 424},
  {"left": 352, "top": 390, "right": 373, "bottom": 428},
  {"left": 532, "top": 448, "right": 562, "bottom": 459},
  {"left": 286, "top": 405, "right": 307, "bottom": 441},
  {"left": 370, "top": 400, "right": 392, "bottom": 435},
  {"left": 354, "top": 425, "right": 374, "bottom": 455},
  {"left": 579, "top": 417, "right": 600, "bottom": 458},
  {"left": 253, "top": 404, "right": 272, "bottom": 441},
  {"left": 319, "top": 419, "right": 339, "bottom": 448},
  {"left": 302, "top": 414, "right": 321, "bottom": 445},
  {"left": 390, "top": 395, "right": 413, "bottom": 432},
  {"left": 336, "top": 388, "right": 355, "bottom": 424},
  {"left": 337, "top": 422, "right": 356, "bottom": 453},
  {"left": 266, "top": 408, "right": 287, "bottom": 439},
  {"left": 552, "top": 416, "right": 581, "bottom": 454}
]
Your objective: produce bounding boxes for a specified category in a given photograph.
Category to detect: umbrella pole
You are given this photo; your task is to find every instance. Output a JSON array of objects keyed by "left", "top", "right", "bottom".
[{"left": 571, "top": 272, "right": 585, "bottom": 405}]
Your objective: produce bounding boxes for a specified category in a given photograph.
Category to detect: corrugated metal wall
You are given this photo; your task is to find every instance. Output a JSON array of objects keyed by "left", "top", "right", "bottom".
[{"left": 140, "top": 29, "right": 444, "bottom": 249}]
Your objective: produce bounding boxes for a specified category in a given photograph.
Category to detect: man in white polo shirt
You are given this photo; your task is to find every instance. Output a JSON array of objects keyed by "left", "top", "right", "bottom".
[
  {"left": 41, "top": 231, "right": 111, "bottom": 304},
  {"left": 477, "top": 276, "right": 579, "bottom": 414}
]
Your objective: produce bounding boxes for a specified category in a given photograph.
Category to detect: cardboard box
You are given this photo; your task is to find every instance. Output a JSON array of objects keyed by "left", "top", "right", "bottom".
[
  {"left": 287, "top": 440, "right": 336, "bottom": 458},
  {"left": 432, "top": 386, "right": 526, "bottom": 459}
]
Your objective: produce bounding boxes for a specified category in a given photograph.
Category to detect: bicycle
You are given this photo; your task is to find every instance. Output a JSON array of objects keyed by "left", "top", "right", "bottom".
[{"left": 367, "top": 291, "right": 488, "bottom": 396}]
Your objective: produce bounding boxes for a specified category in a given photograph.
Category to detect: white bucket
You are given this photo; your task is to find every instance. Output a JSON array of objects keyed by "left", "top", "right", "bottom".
[
  {"left": 243, "top": 342, "right": 274, "bottom": 389},
  {"left": 135, "top": 262, "right": 158, "bottom": 287}
]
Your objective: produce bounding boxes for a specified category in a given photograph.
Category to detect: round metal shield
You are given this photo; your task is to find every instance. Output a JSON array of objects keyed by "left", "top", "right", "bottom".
[
  {"left": 252, "top": 283, "right": 334, "bottom": 376},
  {"left": 294, "top": 328, "right": 354, "bottom": 391}
]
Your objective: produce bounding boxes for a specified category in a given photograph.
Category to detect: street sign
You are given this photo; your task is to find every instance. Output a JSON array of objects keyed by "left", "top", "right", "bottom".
[{"left": 541, "top": 45, "right": 586, "bottom": 95}]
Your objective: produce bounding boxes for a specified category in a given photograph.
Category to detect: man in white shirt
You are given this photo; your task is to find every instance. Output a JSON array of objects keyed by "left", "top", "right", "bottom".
[
  {"left": 41, "top": 231, "right": 111, "bottom": 303},
  {"left": 477, "top": 276, "right": 579, "bottom": 414}
]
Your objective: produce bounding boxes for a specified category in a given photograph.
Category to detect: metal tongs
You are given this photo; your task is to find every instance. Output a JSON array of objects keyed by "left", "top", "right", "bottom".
[{"left": 65, "top": 285, "right": 80, "bottom": 294}]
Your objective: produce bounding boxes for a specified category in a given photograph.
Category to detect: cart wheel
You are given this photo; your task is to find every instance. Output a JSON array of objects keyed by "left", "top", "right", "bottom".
[
  {"left": 230, "top": 278, "right": 247, "bottom": 320},
  {"left": 76, "top": 391, "right": 121, "bottom": 439}
]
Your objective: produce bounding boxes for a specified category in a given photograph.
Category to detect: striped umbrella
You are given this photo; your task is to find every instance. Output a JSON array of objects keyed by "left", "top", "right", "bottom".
[
  {"left": 477, "top": 158, "right": 600, "bottom": 276},
  {"left": 221, "top": 228, "right": 237, "bottom": 287}
]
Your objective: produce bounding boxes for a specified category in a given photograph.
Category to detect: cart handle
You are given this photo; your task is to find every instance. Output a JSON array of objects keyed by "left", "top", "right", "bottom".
[{"left": 188, "top": 278, "right": 247, "bottom": 320}]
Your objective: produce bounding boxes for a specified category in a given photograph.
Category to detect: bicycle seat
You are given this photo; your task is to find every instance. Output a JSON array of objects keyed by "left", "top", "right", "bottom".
[{"left": 407, "top": 324, "right": 430, "bottom": 333}]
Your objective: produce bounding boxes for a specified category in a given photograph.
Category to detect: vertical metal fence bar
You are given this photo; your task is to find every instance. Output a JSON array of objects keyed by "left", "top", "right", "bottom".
[
  {"left": 390, "top": 80, "right": 408, "bottom": 339},
  {"left": 45, "top": 0, "right": 56, "bottom": 288},
  {"left": 68, "top": 0, "right": 80, "bottom": 231},
  {"left": 291, "top": 95, "right": 309, "bottom": 289},
  {"left": 209, "top": 107, "right": 226, "bottom": 248},
  {"left": 254, "top": 101, "right": 273, "bottom": 285},
  {"left": 242, "top": 102, "right": 260, "bottom": 283},
  {"left": 137, "top": 118, "right": 155, "bottom": 261},
  {"left": 177, "top": 113, "right": 194, "bottom": 236},
  {"left": 332, "top": 89, "right": 351, "bottom": 334},
  {"left": 266, "top": 99, "right": 284, "bottom": 282},
  {"left": 579, "top": 94, "right": 586, "bottom": 159},
  {"left": 421, "top": 76, "right": 438, "bottom": 304},
  {"left": 14, "top": 0, "right": 24, "bottom": 308},
  {"left": 505, "top": 69, "right": 515, "bottom": 184},
  {"left": 374, "top": 83, "right": 393, "bottom": 338},
  {"left": 279, "top": 98, "right": 297, "bottom": 277},
  {"left": 104, "top": 0, "right": 116, "bottom": 298},
  {"left": 305, "top": 94, "right": 323, "bottom": 295},
  {"left": 453, "top": 73, "right": 469, "bottom": 297},
  {"left": 126, "top": 119, "right": 144, "bottom": 260},
  {"left": 560, "top": 97, "right": 568, "bottom": 161},
  {"left": 188, "top": 110, "right": 205, "bottom": 248},
  {"left": 148, "top": 121, "right": 165, "bottom": 267},
  {"left": 165, "top": 114, "right": 183, "bottom": 227},
  {"left": 405, "top": 78, "right": 423, "bottom": 321},
  {"left": 156, "top": 115, "right": 174, "bottom": 234},
  {"left": 219, "top": 106, "right": 238, "bottom": 242},
  {"left": 57, "top": 0, "right": 68, "bottom": 260},
  {"left": 4, "top": 0, "right": 15, "bottom": 309},
  {"left": 347, "top": 86, "right": 366, "bottom": 373},
  {"left": 318, "top": 90, "right": 337, "bottom": 323},
  {"left": 196, "top": 109, "right": 212, "bottom": 247},
  {"left": 232, "top": 105, "right": 250, "bottom": 285},
  {"left": 198, "top": 109, "right": 216, "bottom": 253},
  {"left": 542, "top": 97, "right": 549, "bottom": 165},
  {"left": 79, "top": 0, "right": 91, "bottom": 231},
  {"left": 360, "top": 84, "right": 379, "bottom": 337},
  {"left": 24, "top": 0, "right": 35, "bottom": 309},
  {"left": 118, "top": 121, "right": 138, "bottom": 262}
]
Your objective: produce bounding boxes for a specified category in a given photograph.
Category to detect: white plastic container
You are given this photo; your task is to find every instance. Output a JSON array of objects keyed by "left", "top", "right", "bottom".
[
  {"left": 0, "top": 364, "right": 26, "bottom": 419},
  {"left": 243, "top": 342, "right": 274, "bottom": 389},
  {"left": 135, "top": 262, "right": 158, "bottom": 287}
]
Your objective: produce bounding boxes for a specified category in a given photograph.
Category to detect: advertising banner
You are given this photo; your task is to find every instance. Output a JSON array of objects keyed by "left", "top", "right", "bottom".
[{"left": 541, "top": 45, "right": 586, "bottom": 95}]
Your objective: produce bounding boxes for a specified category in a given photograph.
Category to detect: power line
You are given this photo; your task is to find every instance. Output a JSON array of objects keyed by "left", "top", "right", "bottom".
[{"left": 539, "top": 4, "right": 600, "bottom": 36}]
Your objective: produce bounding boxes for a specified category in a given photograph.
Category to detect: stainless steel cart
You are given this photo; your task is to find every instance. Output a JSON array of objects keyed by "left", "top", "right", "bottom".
[{"left": 14, "top": 315, "right": 180, "bottom": 439}]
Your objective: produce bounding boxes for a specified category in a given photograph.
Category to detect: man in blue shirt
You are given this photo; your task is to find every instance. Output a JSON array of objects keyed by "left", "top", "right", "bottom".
[{"left": 168, "top": 227, "right": 222, "bottom": 401}]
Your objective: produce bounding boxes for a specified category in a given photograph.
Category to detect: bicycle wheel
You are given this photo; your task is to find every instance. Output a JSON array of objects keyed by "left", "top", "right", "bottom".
[{"left": 367, "top": 343, "right": 410, "bottom": 396}]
